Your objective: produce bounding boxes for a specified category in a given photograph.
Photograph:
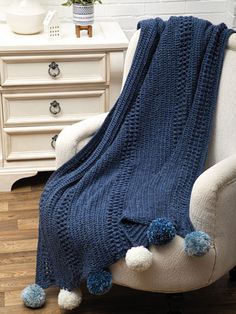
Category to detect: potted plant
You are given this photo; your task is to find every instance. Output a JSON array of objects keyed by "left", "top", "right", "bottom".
[{"left": 62, "top": 0, "right": 102, "bottom": 27}]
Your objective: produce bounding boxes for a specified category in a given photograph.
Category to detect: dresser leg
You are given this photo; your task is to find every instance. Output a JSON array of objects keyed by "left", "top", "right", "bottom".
[{"left": 0, "top": 169, "right": 38, "bottom": 192}]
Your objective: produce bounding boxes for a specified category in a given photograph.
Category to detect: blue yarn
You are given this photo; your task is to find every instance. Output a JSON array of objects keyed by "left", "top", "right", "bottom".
[
  {"left": 147, "top": 218, "right": 176, "bottom": 245},
  {"left": 35, "top": 17, "right": 234, "bottom": 290},
  {"left": 184, "top": 231, "right": 212, "bottom": 256},
  {"left": 87, "top": 270, "right": 112, "bottom": 295},
  {"left": 21, "top": 284, "right": 45, "bottom": 308}
]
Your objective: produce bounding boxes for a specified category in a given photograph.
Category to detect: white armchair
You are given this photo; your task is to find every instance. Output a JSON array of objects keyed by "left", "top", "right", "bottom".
[{"left": 55, "top": 29, "right": 236, "bottom": 300}]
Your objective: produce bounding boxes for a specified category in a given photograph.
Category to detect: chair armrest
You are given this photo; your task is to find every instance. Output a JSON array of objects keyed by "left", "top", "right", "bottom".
[
  {"left": 190, "top": 154, "right": 236, "bottom": 281},
  {"left": 190, "top": 154, "right": 236, "bottom": 233},
  {"left": 55, "top": 112, "right": 108, "bottom": 168},
  {"left": 112, "top": 155, "right": 236, "bottom": 292}
]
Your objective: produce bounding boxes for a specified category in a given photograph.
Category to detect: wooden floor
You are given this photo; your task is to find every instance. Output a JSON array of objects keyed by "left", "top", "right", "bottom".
[{"left": 1, "top": 173, "right": 236, "bottom": 314}]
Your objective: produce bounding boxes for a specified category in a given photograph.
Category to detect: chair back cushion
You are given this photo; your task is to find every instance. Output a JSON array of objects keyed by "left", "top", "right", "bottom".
[
  {"left": 205, "top": 34, "right": 236, "bottom": 168},
  {"left": 122, "top": 31, "right": 236, "bottom": 169}
]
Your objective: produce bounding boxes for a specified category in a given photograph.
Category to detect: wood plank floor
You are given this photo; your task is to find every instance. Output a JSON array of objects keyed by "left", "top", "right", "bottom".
[{"left": 1, "top": 172, "right": 236, "bottom": 314}]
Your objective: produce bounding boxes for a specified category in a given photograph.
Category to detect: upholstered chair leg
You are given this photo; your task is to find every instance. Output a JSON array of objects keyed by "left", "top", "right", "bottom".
[
  {"left": 229, "top": 266, "right": 236, "bottom": 281},
  {"left": 166, "top": 293, "right": 184, "bottom": 314}
]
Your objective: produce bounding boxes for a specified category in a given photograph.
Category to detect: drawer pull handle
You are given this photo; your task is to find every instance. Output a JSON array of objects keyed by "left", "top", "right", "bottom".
[
  {"left": 49, "top": 100, "right": 61, "bottom": 115},
  {"left": 48, "top": 62, "right": 60, "bottom": 78},
  {"left": 51, "top": 135, "right": 58, "bottom": 149}
]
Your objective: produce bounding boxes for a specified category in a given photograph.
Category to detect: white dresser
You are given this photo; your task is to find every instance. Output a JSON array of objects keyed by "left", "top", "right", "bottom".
[{"left": 0, "top": 22, "right": 129, "bottom": 191}]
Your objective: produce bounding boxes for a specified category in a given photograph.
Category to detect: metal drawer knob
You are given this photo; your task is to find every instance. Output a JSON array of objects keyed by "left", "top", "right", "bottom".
[
  {"left": 49, "top": 100, "right": 61, "bottom": 115},
  {"left": 51, "top": 135, "right": 58, "bottom": 149},
  {"left": 48, "top": 61, "right": 60, "bottom": 78}
]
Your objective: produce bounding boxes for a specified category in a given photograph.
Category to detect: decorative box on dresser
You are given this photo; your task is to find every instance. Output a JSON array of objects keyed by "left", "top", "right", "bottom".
[{"left": 0, "top": 22, "right": 129, "bottom": 191}]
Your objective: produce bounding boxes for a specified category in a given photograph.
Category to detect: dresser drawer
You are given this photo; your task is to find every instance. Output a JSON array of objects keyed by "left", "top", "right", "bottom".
[
  {"left": 0, "top": 54, "right": 107, "bottom": 87},
  {"left": 2, "top": 90, "right": 107, "bottom": 126},
  {"left": 3, "top": 126, "right": 62, "bottom": 161}
]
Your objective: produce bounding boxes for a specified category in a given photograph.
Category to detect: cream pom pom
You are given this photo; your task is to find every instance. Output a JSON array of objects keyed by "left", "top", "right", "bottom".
[
  {"left": 58, "top": 289, "right": 82, "bottom": 310},
  {"left": 125, "top": 246, "right": 153, "bottom": 272}
]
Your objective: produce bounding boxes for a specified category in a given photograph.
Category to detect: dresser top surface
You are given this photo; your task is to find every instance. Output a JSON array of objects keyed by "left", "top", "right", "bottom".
[{"left": 0, "top": 22, "right": 129, "bottom": 52}]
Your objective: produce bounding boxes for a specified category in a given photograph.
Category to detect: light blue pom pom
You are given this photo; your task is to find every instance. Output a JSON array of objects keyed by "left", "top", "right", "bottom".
[
  {"left": 147, "top": 218, "right": 176, "bottom": 245},
  {"left": 21, "top": 284, "right": 46, "bottom": 308},
  {"left": 184, "top": 231, "right": 212, "bottom": 256},
  {"left": 87, "top": 270, "right": 112, "bottom": 295}
]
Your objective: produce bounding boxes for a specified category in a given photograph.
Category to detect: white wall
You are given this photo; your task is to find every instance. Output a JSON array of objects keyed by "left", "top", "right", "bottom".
[{"left": 0, "top": 0, "right": 235, "bottom": 38}]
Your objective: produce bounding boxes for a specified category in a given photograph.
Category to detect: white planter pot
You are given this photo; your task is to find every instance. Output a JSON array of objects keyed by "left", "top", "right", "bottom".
[
  {"left": 6, "top": 0, "right": 46, "bottom": 35},
  {"left": 73, "top": 4, "right": 94, "bottom": 26}
]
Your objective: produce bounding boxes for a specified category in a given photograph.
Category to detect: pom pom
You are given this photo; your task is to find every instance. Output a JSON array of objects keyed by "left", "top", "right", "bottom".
[
  {"left": 87, "top": 270, "right": 112, "bottom": 295},
  {"left": 125, "top": 246, "right": 153, "bottom": 272},
  {"left": 58, "top": 289, "right": 82, "bottom": 310},
  {"left": 21, "top": 284, "right": 46, "bottom": 309},
  {"left": 184, "top": 231, "right": 212, "bottom": 256},
  {"left": 147, "top": 218, "right": 176, "bottom": 245}
]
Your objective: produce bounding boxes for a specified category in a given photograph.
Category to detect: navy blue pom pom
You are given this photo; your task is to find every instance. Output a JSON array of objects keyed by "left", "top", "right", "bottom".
[
  {"left": 184, "top": 231, "right": 212, "bottom": 256},
  {"left": 147, "top": 218, "right": 176, "bottom": 245},
  {"left": 21, "top": 284, "right": 46, "bottom": 308},
  {"left": 87, "top": 270, "right": 112, "bottom": 295}
]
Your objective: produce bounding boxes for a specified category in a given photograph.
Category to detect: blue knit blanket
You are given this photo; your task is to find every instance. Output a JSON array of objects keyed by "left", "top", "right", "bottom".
[{"left": 36, "top": 16, "right": 233, "bottom": 291}]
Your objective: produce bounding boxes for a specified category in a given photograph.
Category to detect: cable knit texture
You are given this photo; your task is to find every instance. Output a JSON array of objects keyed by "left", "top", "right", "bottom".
[{"left": 36, "top": 17, "right": 233, "bottom": 290}]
